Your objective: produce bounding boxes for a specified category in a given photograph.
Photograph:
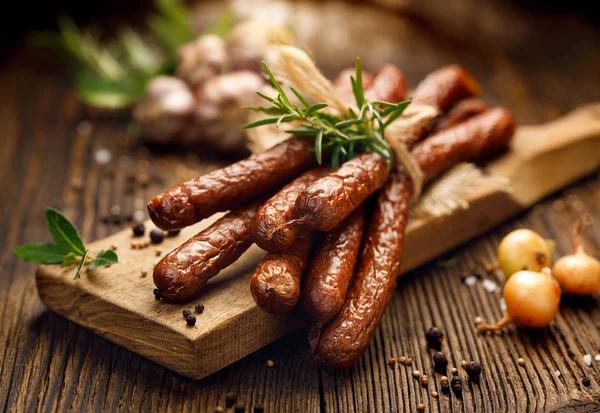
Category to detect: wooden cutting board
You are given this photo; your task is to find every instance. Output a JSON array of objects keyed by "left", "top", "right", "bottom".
[{"left": 36, "top": 104, "right": 600, "bottom": 380}]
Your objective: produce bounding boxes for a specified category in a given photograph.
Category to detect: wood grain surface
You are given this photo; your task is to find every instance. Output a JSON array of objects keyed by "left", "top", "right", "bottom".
[
  {"left": 34, "top": 103, "right": 600, "bottom": 381},
  {"left": 2, "top": 0, "right": 600, "bottom": 412}
]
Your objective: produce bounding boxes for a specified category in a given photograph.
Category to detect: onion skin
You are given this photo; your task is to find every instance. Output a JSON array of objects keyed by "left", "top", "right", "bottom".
[
  {"left": 498, "top": 229, "right": 553, "bottom": 278},
  {"left": 503, "top": 270, "right": 561, "bottom": 328},
  {"left": 553, "top": 253, "right": 600, "bottom": 295}
]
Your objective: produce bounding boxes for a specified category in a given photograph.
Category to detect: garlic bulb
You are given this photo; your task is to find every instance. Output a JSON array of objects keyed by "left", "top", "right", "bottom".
[
  {"left": 176, "top": 34, "right": 228, "bottom": 88},
  {"left": 133, "top": 76, "right": 195, "bottom": 143}
]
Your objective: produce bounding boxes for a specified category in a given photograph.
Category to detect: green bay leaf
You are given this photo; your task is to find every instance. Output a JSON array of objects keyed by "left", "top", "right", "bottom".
[{"left": 13, "top": 243, "right": 68, "bottom": 264}]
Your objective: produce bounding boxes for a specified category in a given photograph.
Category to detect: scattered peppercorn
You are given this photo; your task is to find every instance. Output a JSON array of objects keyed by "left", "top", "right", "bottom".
[
  {"left": 155, "top": 249, "right": 162, "bottom": 256},
  {"left": 110, "top": 243, "right": 118, "bottom": 251},
  {"left": 234, "top": 404, "right": 246, "bottom": 413},
  {"left": 183, "top": 310, "right": 192, "bottom": 318},
  {"left": 451, "top": 367, "right": 458, "bottom": 375},
  {"left": 518, "top": 358, "right": 525, "bottom": 366},
  {"left": 465, "top": 361, "right": 482, "bottom": 380},
  {"left": 582, "top": 377, "right": 591, "bottom": 387},
  {"left": 421, "top": 375, "right": 429, "bottom": 387},
  {"left": 412, "top": 370, "right": 421, "bottom": 378},
  {"left": 266, "top": 360, "right": 274, "bottom": 367},
  {"left": 185, "top": 314, "right": 196, "bottom": 326},
  {"left": 253, "top": 406, "right": 264, "bottom": 413},
  {"left": 226, "top": 392, "right": 237, "bottom": 408},
  {"left": 417, "top": 403, "right": 425, "bottom": 411},
  {"left": 153, "top": 289, "right": 162, "bottom": 300},
  {"left": 451, "top": 377, "right": 463, "bottom": 396},
  {"left": 433, "top": 351, "right": 448, "bottom": 373},
  {"left": 441, "top": 381, "right": 450, "bottom": 394},
  {"left": 168, "top": 229, "right": 181, "bottom": 237},
  {"left": 150, "top": 229, "right": 165, "bottom": 244},
  {"left": 140, "top": 269, "right": 148, "bottom": 277},
  {"left": 195, "top": 303, "right": 205, "bottom": 314},
  {"left": 388, "top": 357, "right": 397, "bottom": 367},
  {"left": 425, "top": 327, "right": 444, "bottom": 350},
  {"left": 214, "top": 408, "right": 225, "bottom": 413},
  {"left": 132, "top": 222, "right": 145, "bottom": 237}
]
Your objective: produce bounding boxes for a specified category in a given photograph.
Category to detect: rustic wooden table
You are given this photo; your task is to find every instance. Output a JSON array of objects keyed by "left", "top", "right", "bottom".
[{"left": 1, "top": 1, "right": 600, "bottom": 412}]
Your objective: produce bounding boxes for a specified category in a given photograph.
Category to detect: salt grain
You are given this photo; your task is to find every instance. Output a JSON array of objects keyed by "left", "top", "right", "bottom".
[
  {"left": 464, "top": 276, "right": 478, "bottom": 287},
  {"left": 94, "top": 148, "right": 112, "bottom": 165},
  {"left": 584, "top": 354, "right": 592, "bottom": 366},
  {"left": 555, "top": 370, "right": 561, "bottom": 377},
  {"left": 595, "top": 354, "right": 600, "bottom": 362},
  {"left": 482, "top": 279, "right": 498, "bottom": 293}
]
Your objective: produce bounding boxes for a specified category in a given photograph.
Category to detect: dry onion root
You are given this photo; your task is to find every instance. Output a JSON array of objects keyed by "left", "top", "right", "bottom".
[
  {"left": 497, "top": 229, "right": 554, "bottom": 278},
  {"left": 552, "top": 217, "right": 600, "bottom": 295},
  {"left": 478, "top": 268, "right": 561, "bottom": 331}
]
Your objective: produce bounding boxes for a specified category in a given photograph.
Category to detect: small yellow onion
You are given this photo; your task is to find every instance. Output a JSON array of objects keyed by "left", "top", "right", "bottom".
[
  {"left": 552, "top": 218, "right": 600, "bottom": 295},
  {"left": 478, "top": 269, "right": 561, "bottom": 331},
  {"left": 498, "top": 229, "right": 554, "bottom": 278}
]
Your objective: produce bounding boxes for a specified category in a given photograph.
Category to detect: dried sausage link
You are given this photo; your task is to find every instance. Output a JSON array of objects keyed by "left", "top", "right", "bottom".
[
  {"left": 252, "top": 167, "right": 328, "bottom": 252},
  {"left": 411, "top": 65, "right": 480, "bottom": 110},
  {"left": 313, "top": 107, "right": 515, "bottom": 368},
  {"left": 153, "top": 201, "right": 260, "bottom": 302},
  {"left": 294, "top": 152, "right": 389, "bottom": 232},
  {"left": 148, "top": 136, "right": 314, "bottom": 230},
  {"left": 250, "top": 231, "right": 314, "bottom": 313},
  {"left": 432, "top": 98, "right": 489, "bottom": 133},
  {"left": 303, "top": 206, "right": 366, "bottom": 324}
]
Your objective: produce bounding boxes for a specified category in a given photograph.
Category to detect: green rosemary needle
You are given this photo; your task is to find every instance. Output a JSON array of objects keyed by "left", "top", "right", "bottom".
[{"left": 244, "top": 58, "right": 411, "bottom": 170}]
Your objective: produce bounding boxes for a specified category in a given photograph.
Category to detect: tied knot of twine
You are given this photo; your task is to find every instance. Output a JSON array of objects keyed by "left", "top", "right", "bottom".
[{"left": 265, "top": 45, "right": 429, "bottom": 201}]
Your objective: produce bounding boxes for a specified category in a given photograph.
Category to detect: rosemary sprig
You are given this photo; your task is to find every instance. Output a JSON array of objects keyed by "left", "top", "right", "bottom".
[{"left": 244, "top": 58, "right": 411, "bottom": 169}]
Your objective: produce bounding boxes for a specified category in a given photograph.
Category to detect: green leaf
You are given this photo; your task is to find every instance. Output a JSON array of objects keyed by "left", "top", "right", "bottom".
[
  {"left": 305, "top": 103, "right": 328, "bottom": 116},
  {"left": 13, "top": 243, "right": 68, "bottom": 264},
  {"left": 315, "top": 130, "right": 324, "bottom": 165},
  {"left": 352, "top": 57, "right": 365, "bottom": 108},
  {"left": 61, "top": 252, "right": 81, "bottom": 267},
  {"left": 73, "top": 250, "right": 89, "bottom": 280},
  {"left": 383, "top": 99, "right": 412, "bottom": 127},
  {"left": 331, "top": 146, "right": 341, "bottom": 170},
  {"left": 290, "top": 87, "right": 310, "bottom": 108},
  {"left": 243, "top": 106, "right": 288, "bottom": 116},
  {"left": 88, "top": 250, "right": 119, "bottom": 270},
  {"left": 284, "top": 128, "right": 321, "bottom": 136},
  {"left": 261, "top": 62, "right": 291, "bottom": 107},
  {"left": 45, "top": 208, "right": 86, "bottom": 256},
  {"left": 244, "top": 117, "right": 280, "bottom": 129}
]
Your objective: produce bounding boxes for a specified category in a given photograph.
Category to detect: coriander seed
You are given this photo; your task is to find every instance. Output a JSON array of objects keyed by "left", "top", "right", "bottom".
[
  {"left": 266, "top": 359, "right": 274, "bottom": 367},
  {"left": 412, "top": 370, "right": 421, "bottom": 378},
  {"left": 518, "top": 358, "right": 525, "bottom": 366},
  {"left": 399, "top": 356, "right": 406, "bottom": 364},
  {"left": 451, "top": 367, "right": 458, "bottom": 375},
  {"left": 431, "top": 391, "right": 438, "bottom": 398},
  {"left": 417, "top": 403, "right": 425, "bottom": 411},
  {"left": 388, "top": 357, "right": 397, "bottom": 367}
]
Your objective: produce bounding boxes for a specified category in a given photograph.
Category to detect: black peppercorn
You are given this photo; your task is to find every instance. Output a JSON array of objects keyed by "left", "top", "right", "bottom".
[
  {"left": 425, "top": 327, "right": 444, "bottom": 350},
  {"left": 150, "top": 229, "right": 165, "bottom": 244},
  {"left": 132, "top": 222, "right": 145, "bottom": 237},
  {"left": 182, "top": 310, "right": 191, "bottom": 318},
  {"left": 226, "top": 392, "right": 237, "bottom": 408},
  {"left": 451, "top": 377, "right": 463, "bottom": 396},
  {"left": 441, "top": 381, "right": 450, "bottom": 394},
  {"left": 185, "top": 314, "right": 196, "bottom": 326},
  {"left": 234, "top": 404, "right": 246, "bottom": 413},
  {"left": 582, "top": 376, "right": 591, "bottom": 387},
  {"left": 195, "top": 303, "right": 205, "bottom": 314},
  {"left": 432, "top": 351, "right": 448, "bottom": 373},
  {"left": 153, "top": 289, "right": 162, "bottom": 300},
  {"left": 253, "top": 406, "right": 264, "bottom": 413},
  {"left": 168, "top": 229, "right": 181, "bottom": 237},
  {"left": 465, "top": 361, "right": 482, "bottom": 380}
]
